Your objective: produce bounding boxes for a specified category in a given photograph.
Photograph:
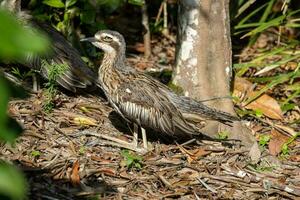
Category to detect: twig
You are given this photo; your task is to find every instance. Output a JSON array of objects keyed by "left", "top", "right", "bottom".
[
  {"left": 162, "top": 0, "right": 169, "bottom": 36},
  {"left": 141, "top": 1, "right": 151, "bottom": 58},
  {"left": 196, "top": 177, "right": 217, "bottom": 193},
  {"left": 155, "top": 1, "right": 164, "bottom": 26},
  {"left": 157, "top": 173, "right": 173, "bottom": 189}
]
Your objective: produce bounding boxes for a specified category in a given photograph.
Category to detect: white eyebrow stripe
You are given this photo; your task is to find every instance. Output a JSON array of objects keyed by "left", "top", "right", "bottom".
[{"left": 95, "top": 34, "right": 101, "bottom": 40}]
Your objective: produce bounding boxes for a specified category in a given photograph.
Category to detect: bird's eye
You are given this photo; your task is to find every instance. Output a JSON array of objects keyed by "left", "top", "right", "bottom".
[{"left": 102, "top": 36, "right": 113, "bottom": 42}]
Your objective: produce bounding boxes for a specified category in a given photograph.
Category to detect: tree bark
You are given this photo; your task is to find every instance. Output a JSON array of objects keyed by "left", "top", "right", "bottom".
[{"left": 173, "top": 0, "right": 255, "bottom": 147}]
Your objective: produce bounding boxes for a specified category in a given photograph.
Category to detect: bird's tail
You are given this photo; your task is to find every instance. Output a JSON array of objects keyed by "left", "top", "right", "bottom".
[{"left": 171, "top": 95, "right": 239, "bottom": 124}]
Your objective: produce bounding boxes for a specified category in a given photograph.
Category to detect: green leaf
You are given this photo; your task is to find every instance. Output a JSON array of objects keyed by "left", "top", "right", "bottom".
[
  {"left": 31, "top": 150, "right": 41, "bottom": 157},
  {"left": 280, "top": 143, "right": 289, "bottom": 155},
  {"left": 0, "top": 162, "right": 27, "bottom": 200},
  {"left": 121, "top": 150, "right": 143, "bottom": 169},
  {"left": 254, "top": 109, "right": 263, "bottom": 118},
  {"left": 0, "top": 76, "right": 24, "bottom": 143},
  {"left": 80, "top": 4, "right": 96, "bottom": 24},
  {"left": 259, "top": 134, "right": 271, "bottom": 147},
  {"left": 43, "top": 0, "right": 65, "bottom": 8},
  {"left": 0, "top": 10, "right": 50, "bottom": 60},
  {"left": 0, "top": 77, "right": 10, "bottom": 124},
  {"left": 281, "top": 103, "right": 295, "bottom": 112},
  {"left": 128, "top": 0, "right": 144, "bottom": 6},
  {"left": 65, "top": 0, "right": 77, "bottom": 8},
  {"left": 218, "top": 131, "right": 229, "bottom": 140},
  {"left": 0, "top": 117, "right": 23, "bottom": 143}
]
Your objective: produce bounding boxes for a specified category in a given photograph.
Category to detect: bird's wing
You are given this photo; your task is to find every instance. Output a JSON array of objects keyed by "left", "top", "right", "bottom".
[
  {"left": 26, "top": 20, "right": 97, "bottom": 92},
  {"left": 112, "top": 75, "right": 199, "bottom": 137}
]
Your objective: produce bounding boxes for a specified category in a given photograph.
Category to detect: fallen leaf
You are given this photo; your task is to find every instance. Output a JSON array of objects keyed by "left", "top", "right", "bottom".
[
  {"left": 233, "top": 77, "right": 283, "bottom": 119},
  {"left": 268, "top": 129, "right": 290, "bottom": 156},
  {"left": 177, "top": 145, "right": 210, "bottom": 164},
  {"left": 274, "top": 124, "right": 297, "bottom": 136},
  {"left": 73, "top": 116, "right": 97, "bottom": 126},
  {"left": 289, "top": 155, "right": 300, "bottom": 162},
  {"left": 233, "top": 77, "right": 254, "bottom": 99},
  {"left": 177, "top": 168, "right": 199, "bottom": 179},
  {"left": 190, "top": 148, "right": 211, "bottom": 158},
  {"left": 97, "top": 168, "right": 116, "bottom": 176},
  {"left": 70, "top": 160, "right": 80, "bottom": 186},
  {"left": 245, "top": 92, "right": 283, "bottom": 120}
]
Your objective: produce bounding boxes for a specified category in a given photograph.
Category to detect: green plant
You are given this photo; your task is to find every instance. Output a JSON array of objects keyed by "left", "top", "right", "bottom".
[
  {"left": 280, "top": 132, "right": 300, "bottom": 156},
  {"left": 233, "top": 0, "right": 300, "bottom": 45},
  {"left": 218, "top": 131, "right": 229, "bottom": 140},
  {"left": 31, "top": 150, "right": 41, "bottom": 158},
  {"left": 249, "top": 160, "right": 277, "bottom": 172},
  {"left": 259, "top": 134, "right": 271, "bottom": 147},
  {"left": 11, "top": 67, "right": 35, "bottom": 80},
  {"left": 79, "top": 146, "right": 86, "bottom": 155},
  {"left": 41, "top": 60, "right": 68, "bottom": 112},
  {"left": 121, "top": 150, "right": 143, "bottom": 169}
]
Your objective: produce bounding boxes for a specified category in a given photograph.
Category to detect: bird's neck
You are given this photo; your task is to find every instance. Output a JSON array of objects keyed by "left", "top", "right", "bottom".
[
  {"left": 99, "top": 48, "right": 125, "bottom": 73},
  {"left": 98, "top": 48, "right": 126, "bottom": 91}
]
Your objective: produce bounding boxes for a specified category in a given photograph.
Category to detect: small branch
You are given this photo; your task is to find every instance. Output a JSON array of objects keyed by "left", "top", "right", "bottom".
[
  {"left": 155, "top": 1, "right": 164, "bottom": 26},
  {"left": 141, "top": 1, "right": 151, "bottom": 58},
  {"left": 162, "top": 0, "right": 169, "bottom": 36}
]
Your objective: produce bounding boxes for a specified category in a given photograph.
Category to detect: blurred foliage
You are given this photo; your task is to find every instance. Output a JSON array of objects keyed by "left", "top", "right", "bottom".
[
  {"left": 0, "top": 7, "right": 49, "bottom": 200},
  {"left": 0, "top": 162, "right": 27, "bottom": 200},
  {"left": 0, "top": 9, "right": 49, "bottom": 61}
]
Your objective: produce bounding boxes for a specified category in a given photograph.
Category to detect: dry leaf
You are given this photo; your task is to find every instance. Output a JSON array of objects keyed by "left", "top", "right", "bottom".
[
  {"left": 70, "top": 160, "right": 80, "bottom": 186},
  {"left": 245, "top": 92, "right": 283, "bottom": 119},
  {"left": 268, "top": 129, "right": 289, "bottom": 156},
  {"left": 274, "top": 124, "right": 297, "bottom": 136},
  {"left": 234, "top": 77, "right": 283, "bottom": 119},
  {"left": 289, "top": 155, "right": 300, "bottom": 162},
  {"left": 98, "top": 168, "right": 116, "bottom": 176},
  {"left": 73, "top": 116, "right": 97, "bottom": 126},
  {"left": 177, "top": 145, "right": 210, "bottom": 164},
  {"left": 190, "top": 148, "right": 211, "bottom": 158},
  {"left": 233, "top": 77, "right": 253, "bottom": 99}
]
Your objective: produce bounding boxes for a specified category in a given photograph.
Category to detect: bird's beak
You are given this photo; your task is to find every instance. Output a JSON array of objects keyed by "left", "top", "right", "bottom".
[{"left": 80, "top": 37, "right": 97, "bottom": 43}]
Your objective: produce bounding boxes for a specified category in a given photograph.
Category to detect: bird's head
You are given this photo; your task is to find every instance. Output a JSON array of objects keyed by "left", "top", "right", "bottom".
[{"left": 81, "top": 30, "right": 126, "bottom": 55}]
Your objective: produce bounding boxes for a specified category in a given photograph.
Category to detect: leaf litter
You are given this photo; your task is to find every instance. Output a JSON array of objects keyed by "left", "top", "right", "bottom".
[
  {"left": 1, "top": 30, "right": 300, "bottom": 199},
  {"left": 0, "top": 90, "right": 298, "bottom": 199}
]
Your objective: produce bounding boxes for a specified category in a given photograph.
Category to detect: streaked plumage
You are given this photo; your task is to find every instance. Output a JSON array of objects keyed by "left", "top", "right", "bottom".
[
  {"left": 168, "top": 93, "right": 239, "bottom": 125},
  {"left": 83, "top": 30, "right": 239, "bottom": 141},
  {"left": 1, "top": 0, "right": 98, "bottom": 92}
]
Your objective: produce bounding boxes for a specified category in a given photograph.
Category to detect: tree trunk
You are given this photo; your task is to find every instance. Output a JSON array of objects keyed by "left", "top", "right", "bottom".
[{"left": 173, "top": 0, "right": 255, "bottom": 147}]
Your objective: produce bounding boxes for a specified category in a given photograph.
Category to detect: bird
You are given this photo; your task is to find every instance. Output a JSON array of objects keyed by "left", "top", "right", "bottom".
[
  {"left": 1, "top": 0, "right": 99, "bottom": 92},
  {"left": 82, "top": 30, "right": 239, "bottom": 153}
]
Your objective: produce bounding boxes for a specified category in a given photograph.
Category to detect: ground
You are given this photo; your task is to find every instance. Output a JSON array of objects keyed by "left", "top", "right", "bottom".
[{"left": 1, "top": 34, "right": 300, "bottom": 199}]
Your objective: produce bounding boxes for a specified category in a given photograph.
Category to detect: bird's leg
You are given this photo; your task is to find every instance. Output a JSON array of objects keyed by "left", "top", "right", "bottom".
[
  {"left": 141, "top": 127, "right": 148, "bottom": 150},
  {"left": 73, "top": 130, "right": 147, "bottom": 154},
  {"left": 32, "top": 73, "right": 39, "bottom": 92},
  {"left": 133, "top": 123, "right": 139, "bottom": 148}
]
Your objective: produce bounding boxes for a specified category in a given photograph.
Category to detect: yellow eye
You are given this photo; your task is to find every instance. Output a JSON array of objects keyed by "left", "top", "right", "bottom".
[{"left": 102, "top": 36, "right": 112, "bottom": 42}]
